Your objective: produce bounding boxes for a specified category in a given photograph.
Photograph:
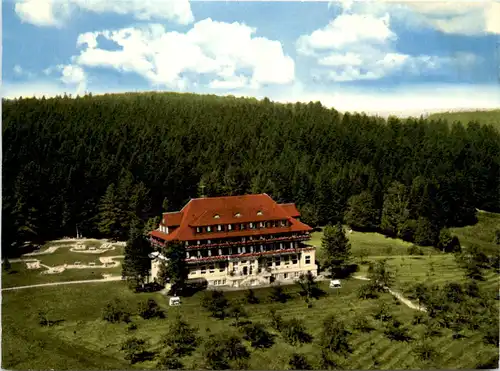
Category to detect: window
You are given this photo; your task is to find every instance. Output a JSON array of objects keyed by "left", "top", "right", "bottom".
[
  {"left": 186, "top": 252, "right": 190, "bottom": 259},
  {"left": 242, "top": 237, "right": 246, "bottom": 242},
  {"left": 284, "top": 255, "right": 290, "bottom": 265},
  {"left": 237, "top": 247, "right": 241, "bottom": 254},
  {"left": 196, "top": 227, "right": 201, "bottom": 233},
  {"left": 242, "top": 260, "right": 247, "bottom": 264},
  {"left": 207, "top": 226, "right": 212, "bottom": 232},
  {"left": 241, "top": 246, "right": 246, "bottom": 253},
  {"left": 267, "top": 260, "right": 273, "bottom": 267},
  {"left": 208, "top": 250, "right": 212, "bottom": 257},
  {"left": 249, "top": 222, "right": 254, "bottom": 229},
  {"left": 294, "top": 272, "right": 300, "bottom": 277},
  {"left": 217, "top": 225, "right": 222, "bottom": 231},
  {"left": 259, "top": 222, "right": 263, "bottom": 228},
  {"left": 218, "top": 249, "right": 222, "bottom": 256},
  {"left": 197, "top": 251, "right": 202, "bottom": 258},
  {"left": 189, "top": 270, "right": 196, "bottom": 275},
  {"left": 275, "top": 257, "right": 281, "bottom": 266},
  {"left": 197, "top": 240, "right": 200, "bottom": 245},
  {"left": 209, "top": 265, "right": 215, "bottom": 273},
  {"left": 228, "top": 224, "right": 232, "bottom": 231},
  {"left": 201, "top": 266, "right": 206, "bottom": 274},
  {"left": 305, "top": 255, "right": 311, "bottom": 265},
  {"left": 257, "top": 210, "right": 263, "bottom": 216},
  {"left": 207, "top": 240, "right": 211, "bottom": 244},
  {"left": 260, "top": 245, "right": 264, "bottom": 252},
  {"left": 292, "top": 255, "right": 298, "bottom": 264},
  {"left": 229, "top": 247, "right": 233, "bottom": 254},
  {"left": 222, "top": 279, "right": 226, "bottom": 285},
  {"left": 240, "top": 224, "right": 246, "bottom": 230},
  {"left": 235, "top": 212, "right": 241, "bottom": 218},
  {"left": 214, "top": 214, "right": 220, "bottom": 219},
  {"left": 249, "top": 246, "right": 254, "bottom": 253},
  {"left": 284, "top": 273, "right": 288, "bottom": 279},
  {"left": 219, "top": 262, "right": 226, "bottom": 272}
]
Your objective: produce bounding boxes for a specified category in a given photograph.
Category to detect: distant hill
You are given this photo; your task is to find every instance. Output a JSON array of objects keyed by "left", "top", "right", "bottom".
[{"left": 428, "top": 109, "right": 500, "bottom": 131}]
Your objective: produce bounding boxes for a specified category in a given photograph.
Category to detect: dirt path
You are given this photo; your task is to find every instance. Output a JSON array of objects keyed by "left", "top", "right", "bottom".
[
  {"left": 1, "top": 276, "right": 123, "bottom": 291},
  {"left": 352, "top": 275, "right": 426, "bottom": 312}
]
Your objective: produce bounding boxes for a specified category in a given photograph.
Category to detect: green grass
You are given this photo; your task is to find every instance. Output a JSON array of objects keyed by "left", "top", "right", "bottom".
[
  {"left": 450, "top": 211, "right": 500, "bottom": 253},
  {"left": 428, "top": 109, "right": 500, "bottom": 131},
  {"left": 1, "top": 263, "right": 124, "bottom": 288},
  {"left": 309, "top": 227, "right": 437, "bottom": 264},
  {"left": 3, "top": 280, "right": 497, "bottom": 370}
]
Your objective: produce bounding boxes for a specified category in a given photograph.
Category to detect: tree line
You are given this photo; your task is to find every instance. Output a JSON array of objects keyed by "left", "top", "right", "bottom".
[{"left": 2, "top": 92, "right": 499, "bottom": 257}]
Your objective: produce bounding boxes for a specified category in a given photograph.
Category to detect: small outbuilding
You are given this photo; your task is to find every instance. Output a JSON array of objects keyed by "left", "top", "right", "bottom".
[
  {"left": 169, "top": 296, "right": 181, "bottom": 306},
  {"left": 329, "top": 279, "right": 342, "bottom": 289}
]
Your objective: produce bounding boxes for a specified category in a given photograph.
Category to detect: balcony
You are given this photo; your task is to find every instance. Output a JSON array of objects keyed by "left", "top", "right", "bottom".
[
  {"left": 185, "top": 234, "right": 311, "bottom": 250},
  {"left": 184, "top": 246, "right": 314, "bottom": 264}
]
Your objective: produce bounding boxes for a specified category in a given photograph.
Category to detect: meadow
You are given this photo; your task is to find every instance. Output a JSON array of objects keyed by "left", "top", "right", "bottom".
[
  {"left": 2, "top": 212, "right": 498, "bottom": 370},
  {"left": 3, "top": 279, "right": 497, "bottom": 370},
  {"left": 428, "top": 109, "right": 500, "bottom": 131}
]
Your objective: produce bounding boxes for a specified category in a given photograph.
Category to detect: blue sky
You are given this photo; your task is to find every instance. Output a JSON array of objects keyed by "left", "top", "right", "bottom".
[{"left": 3, "top": 0, "right": 500, "bottom": 116}]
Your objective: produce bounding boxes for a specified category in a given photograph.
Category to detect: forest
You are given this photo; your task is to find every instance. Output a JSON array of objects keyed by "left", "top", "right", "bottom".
[{"left": 2, "top": 92, "right": 500, "bottom": 257}]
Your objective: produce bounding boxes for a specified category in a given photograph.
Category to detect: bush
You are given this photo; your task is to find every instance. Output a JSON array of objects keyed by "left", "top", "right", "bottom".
[
  {"left": 319, "top": 315, "right": 352, "bottom": 356},
  {"left": 201, "top": 290, "right": 230, "bottom": 319},
  {"left": 268, "top": 285, "right": 291, "bottom": 303},
  {"left": 242, "top": 323, "right": 275, "bottom": 349},
  {"left": 127, "top": 322, "right": 138, "bottom": 332},
  {"left": 412, "top": 312, "right": 427, "bottom": 325},
  {"left": 156, "top": 350, "right": 183, "bottom": 370},
  {"left": 408, "top": 245, "right": 424, "bottom": 256},
  {"left": 203, "top": 333, "right": 250, "bottom": 370},
  {"left": 288, "top": 353, "right": 313, "bottom": 370},
  {"left": 414, "top": 217, "right": 438, "bottom": 246},
  {"left": 227, "top": 303, "right": 248, "bottom": 327},
  {"left": 399, "top": 219, "right": 418, "bottom": 242},
  {"left": 352, "top": 316, "right": 373, "bottom": 332},
  {"left": 244, "top": 289, "right": 260, "bottom": 304},
  {"left": 384, "top": 319, "right": 412, "bottom": 342},
  {"left": 281, "top": 318, "right": 313, "bottom": 345},
  {"left": 120, "top": 337, "right": 149, "bottom": 364},
  {"left": 373, "top": 302, "right": 392, "bottom": 322},
  {"left": 102, "top": 299, "right": 131, "bottom": 323},
  {"left": 138, "top": 298, "right": 165, "bottom": 319},
  {"left": 161, "top": 316, "right": 199, "bottom": 356},
  {"left": 269, "top": 308, "right": 284, "bottom": 331},
  {"left": 413, "top": 341, "right": 438, "bottom": 362},
  {"left": 357, "top": 282, "right": 380, "bottom": 299}
]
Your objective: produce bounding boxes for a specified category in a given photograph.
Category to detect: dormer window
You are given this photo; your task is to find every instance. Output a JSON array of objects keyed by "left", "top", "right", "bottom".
[
  {"left": 214, "top": 214, "right": 220, "bottom": 219},
  {"left": 235, "top": 212, "right": 241, "bottom": 218},
  {"left": 257, "top": 210, "right": 263, "bottom": 216}
]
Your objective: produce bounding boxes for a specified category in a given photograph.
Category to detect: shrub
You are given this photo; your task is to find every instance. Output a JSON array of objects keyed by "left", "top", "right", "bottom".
[
  {"left": 281, "top": 318, "right": 313, "bottom": 345},
  {"left": 242, "top": 323, "right": 275, "bottom": 349},
  {"left": 414, "top": 217, "right": 438, "bottom": 246},
  {"left": 120, "top": 337, "right": 148, "bottom": 364},
  {"left": 357, "top": 282, "right": 380, "bottom": 299},
  {"left": 269, "top": 308, "right": 284, "bottom": 331},
  {"left": 399, "top": 219, "right": 418, "bottom": 242},
  {"left": 384, "top": 319, "right": 412, "bottom": 341},
  {"left": 268, "top": 285, "right": 290, "bottom": 303},
  {"left": 161, "top": 316, "right": 199, "bottom": 356},
  {"left": 244, "top": 289, "right": 260, "bottom": 304},
  {"left": 201, "top": 290, "right": 230, "bottom": 319},
  {"left": 156, "top": 350, "right": 183, "bottom": 370},
  {"left": 319, "top": 315, "right": 352, "bottom": 356},
  {"left": 102, "top": 299, "right": 130, "bottom": 323},
  {"left": 352, "top": 316, "right": 373, "bottom": 333},
  {"left": 373, "top": 302, "right": 392, "bottom": 322},
  {"left": 203, "top": 333, "right": 250, "bottom": 370},
  {"left": 413, "top": 341, "right": 438, "bottom": 362},
  {"left": 138, "top": 298, "right": 165, "bottom": 319},
  {"left": 227, "top": 303, "right": 248, "bottom": 327},
  {"left": 288, "top": 353, "right": 313, "bottom": 370},
  {"left": 408, "top": 245, "right": 424, "bottom": 256},
  {"left": 127, "top": 322, "right": 138, "bottom": 332}
]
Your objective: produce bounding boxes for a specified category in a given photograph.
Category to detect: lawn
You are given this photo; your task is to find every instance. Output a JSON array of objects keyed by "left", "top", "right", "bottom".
[
  {"left": 3, "top": 279, "right": 498, "bottom": 370},
  {"left": 428, "top": 109, "right": 500, "bottom": 131},
  {"left": 1, "top": 263, "right": 123, "bottom": 289},
  {"left": 450, "top": 210, "right": 500, "bottom": 253}
]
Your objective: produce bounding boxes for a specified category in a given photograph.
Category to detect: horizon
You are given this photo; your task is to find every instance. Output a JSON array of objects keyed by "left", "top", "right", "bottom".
[{"left": 3, "top": 0, "right": 500, "bottom": 117}]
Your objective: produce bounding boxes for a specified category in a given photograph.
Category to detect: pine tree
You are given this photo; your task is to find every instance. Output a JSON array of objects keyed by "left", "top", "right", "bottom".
[
  {"left": 98, "top": 184, "right": 119, "bottom": 239},
  {"left": 344, "top": 191, "right": 379, "bottom": 231},
  {"left": 380, "top": 181, "right": 410, "bottom": 237},
  {"left": 321, "top": 223, "right": 351, "bottom": 278},
  {"left": 158, "top": 240, "right": 188, "bottom": 295},
  {"left": 122, "top": 218, "right": 152, "bottom": 291}
]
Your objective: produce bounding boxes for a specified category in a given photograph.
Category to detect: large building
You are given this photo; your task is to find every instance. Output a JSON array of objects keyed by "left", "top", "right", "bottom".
[{"left": 149, "top": 193, "right": 317, "bottom": 288}]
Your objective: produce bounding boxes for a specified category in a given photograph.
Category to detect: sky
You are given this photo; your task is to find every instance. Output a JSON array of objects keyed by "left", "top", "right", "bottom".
[{"left": 2, "top": 0, "right": 500, "bottom": 116}]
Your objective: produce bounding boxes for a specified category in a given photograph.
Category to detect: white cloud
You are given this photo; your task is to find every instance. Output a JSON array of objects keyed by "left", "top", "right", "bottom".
[
  {"left": 340, "top": 1, "right": 500, "bottom": 36},
  {"left": 14, "top": 0, "right": 194, "bottom": 27},
  {"left": 71, "top": 19, "right": 294, "bottom": 90},
  {"left": 13, "top": 65, "right": 24, "bottom": 75},
  {"left": 57, "top": 64, "right": 87, "bottom": 94},
  {"left": 297, "top": 4, "right": 481, "bottom": 82}
]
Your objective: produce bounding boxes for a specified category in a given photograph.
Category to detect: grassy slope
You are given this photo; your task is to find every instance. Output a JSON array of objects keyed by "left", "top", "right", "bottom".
[
  {"left": 449, "top": 210, "right": 500, "bottom": 252},
  {"left": 427, "top": 109, "right": 500, "bottom": 131},
  {"left": 3, "top": 280, "right": 497, "bottom": 370}
]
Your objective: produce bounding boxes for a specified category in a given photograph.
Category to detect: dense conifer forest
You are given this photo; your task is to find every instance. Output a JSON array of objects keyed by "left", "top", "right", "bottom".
[{"left": 2, "top": 92, "right": 500, "bottom": 257}]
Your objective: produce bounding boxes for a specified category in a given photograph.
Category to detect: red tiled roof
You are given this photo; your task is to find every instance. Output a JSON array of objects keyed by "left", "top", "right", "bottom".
[
  {"left": 163, "top": 212, "right": 183, "bottom": 226},
  {"left": 153, "top": 194, "right": 311, "bottom": 242},
  {"left": 279, "top": 203, "right": 300, "bottom": 217}
]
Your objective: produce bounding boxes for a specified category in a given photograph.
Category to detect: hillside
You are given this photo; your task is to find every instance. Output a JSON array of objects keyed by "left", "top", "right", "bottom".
[
  {"left": 428, "top": 109, "right": 500, "bottom": 131},
  {"left": 2, "top": 92, "right": 500, "bottom": 257}
]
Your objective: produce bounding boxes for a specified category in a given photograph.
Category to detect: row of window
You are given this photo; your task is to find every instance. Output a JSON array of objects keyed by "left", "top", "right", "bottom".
[
  {"left": 188, "top": 255, "right": 311, "bottom": 275},
  {"left": 186, "top": 242, "right": 297, "bottom": 258},
  {"left": 195, "top": 220, "right": 289, "bottom": 234}
]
